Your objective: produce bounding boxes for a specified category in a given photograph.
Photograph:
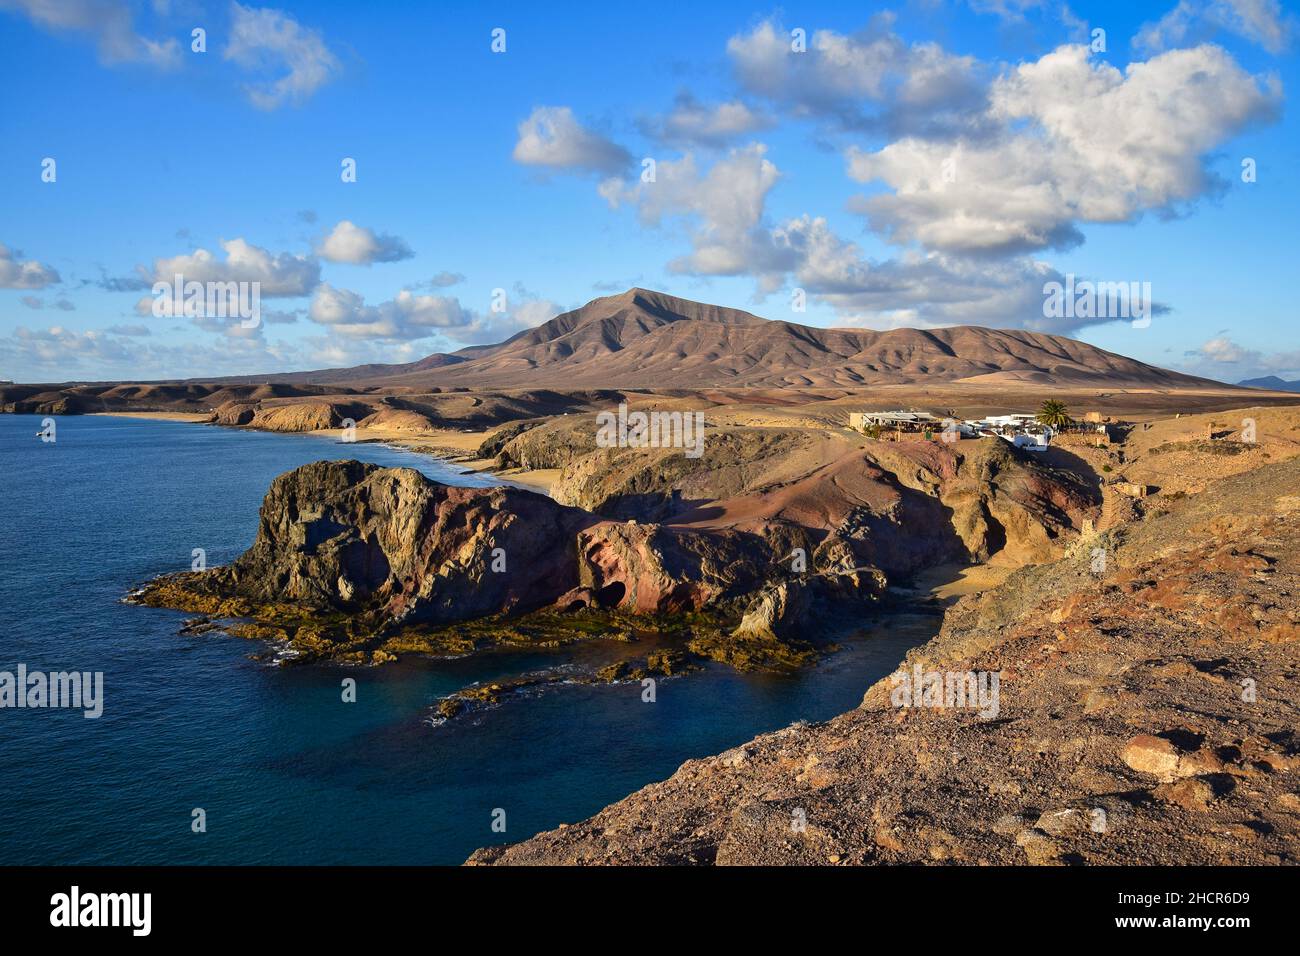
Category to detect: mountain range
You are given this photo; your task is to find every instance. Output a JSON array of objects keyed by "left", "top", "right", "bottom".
[
  {"left": 1239, "top": 376, "right": 1300, "bottom": 393},
  {"left": 280, "top": 288, "right": 1217, "bottom": 390}
]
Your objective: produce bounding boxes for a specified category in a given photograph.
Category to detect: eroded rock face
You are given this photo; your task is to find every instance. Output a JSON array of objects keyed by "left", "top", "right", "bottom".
[
  {"left": 659, "top": 438, "right": 1098, "bottom": 578},
  {"left": 179, "top": 460, "right": 596, "bottom": 628},
  {"left": 575, "top": 520, "right": 774, "bottom": 614},
  {"left": 210, "top": 400, "right": 257, "bottom": 426},
  {"left": 493, "top": 415, "right": 599, "bottom": 471},
  {"left": 859, "top": 440, "right": 1099, "bottom": 568}
]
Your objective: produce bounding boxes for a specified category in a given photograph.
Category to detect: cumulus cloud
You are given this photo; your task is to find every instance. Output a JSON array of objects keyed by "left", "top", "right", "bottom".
[
  {"left": 594, "top": 145, "right": 1166, "bottom": 333},
  {"left": 599, "top": 144, "right": 787, "bottom": 280},
  {"left": 726, "top": 212, "right": 1104, "bottom": 332},
  {"left": 0, "top": 0, "right": 181, "bottom": 68},
  {"left": 1136, "top": 0, "right": 1293, "bottom": 55},
  {"left": 512, "top": 106, "right": 632, "bottom": 175},
  {"left": 1182, "top": 335, "right": 1300, "bottom": 380},
  {"left": 308, "top": 283, "right": 473, "bottom": 341},
  {"left": 441, "top": 299, "right": 555, "bottom": 345},
  {"left": 223, "top": 2, "right": 340, "bottom": 109},
  {"left": 726, "top": 17, "right": 989, "bottom": 137},
  {"left": 1198, "top": 335, "right": 1256, "bottom": 363},
  {"left": 0, "top": 324, "right": 298, "bottom": 380},
  {"left": 640, "top": 93, "right": 772, "bottom": 147},
  {"left": 0, "top": 243, "right": 60, "bottom": 289},
  {"left": 2, "top": 325, "right": 136, "bottom": 370},
  {"left": 141, "top": 237, "right": 319, "bottom": 300},
  {"left": 846, "top": 44, "right": 1279, "bottom": 256},
  {"left": 316, "top": 220, "right": 413, "bottom": 265}
]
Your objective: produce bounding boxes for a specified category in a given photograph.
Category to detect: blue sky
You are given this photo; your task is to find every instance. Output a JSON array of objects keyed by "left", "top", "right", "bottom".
[{"left": 1, "top": 0, "right": 1296, "bottom": 383}]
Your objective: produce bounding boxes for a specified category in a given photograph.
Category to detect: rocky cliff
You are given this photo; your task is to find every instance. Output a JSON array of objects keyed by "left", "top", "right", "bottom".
[
  {"left": 136, "top": 436, "right": 1101, "bottom": 668},
  {"left": 468, "top": 457, "right": 1300, "bottom": 865},
  {"left": 144, "top": 461, "right": 594, "bottom": 629}
]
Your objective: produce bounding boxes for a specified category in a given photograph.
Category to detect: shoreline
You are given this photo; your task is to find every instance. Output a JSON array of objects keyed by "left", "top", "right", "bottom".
[{"left": 88, "top": 411, "right": 560, "bottom": 495}]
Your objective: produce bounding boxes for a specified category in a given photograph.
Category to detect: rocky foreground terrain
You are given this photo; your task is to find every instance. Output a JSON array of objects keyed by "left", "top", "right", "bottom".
[
  {"left": 467, "top": 456, "right": 1300, "bottom": 865},
  {"left": 78, "top": 287, "right": 1300, "bottom": 864},
  {"left": 132, "top": 432, "right": 1099, "bottom": 671}
]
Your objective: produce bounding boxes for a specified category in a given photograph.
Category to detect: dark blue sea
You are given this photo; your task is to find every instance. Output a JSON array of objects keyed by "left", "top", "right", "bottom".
[{"left": 0, "top": 414, "right": 929, "bottom": 864}]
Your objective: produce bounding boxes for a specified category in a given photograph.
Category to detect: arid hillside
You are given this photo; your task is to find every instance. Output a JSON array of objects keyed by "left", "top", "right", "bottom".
[
  {"left": 469, "top": 453, "right": 1300, "bottom": 865},
  {"left": 324, "top": 289, "right": 1223, "bottom": 390}
]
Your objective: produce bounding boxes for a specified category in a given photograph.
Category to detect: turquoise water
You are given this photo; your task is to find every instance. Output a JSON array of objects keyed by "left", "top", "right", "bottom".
[{"left": 0, "top": 414, "right": 930, "bottom": 864}]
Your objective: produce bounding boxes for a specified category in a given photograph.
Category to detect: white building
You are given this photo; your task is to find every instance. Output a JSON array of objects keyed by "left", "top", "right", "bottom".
[{"left": 848, "top": 411, "right": 940, "bottom": 431}]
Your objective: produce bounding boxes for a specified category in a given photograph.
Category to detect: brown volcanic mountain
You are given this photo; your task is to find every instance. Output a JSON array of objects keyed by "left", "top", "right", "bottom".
[{"left": 335, "top": 288, "right": 1214, "bottom": 390}]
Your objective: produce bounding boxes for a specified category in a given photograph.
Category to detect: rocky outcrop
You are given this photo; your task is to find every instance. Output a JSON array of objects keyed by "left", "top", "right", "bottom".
[
  {"left": 475, "top": 418, "right": 544, "bottom": 459},
  {"left": 356, "top": 406, "right": 441, "bottom": 433},
  {"left": 140, "top": 461, "right": 596, "bottom": 631},
  {"left": 467, "top": 457, "right": 1300, "bottom": 865},
  {"left": 138, "top": 430, "right": 1103, "bottom": 670},
  {"left": 552, "top": 429, "right": 850, "bottom": 521},
  {"left": 210, "top": 400, "right": 257, "bottom": 426},
  {"left": 135, "top": 457, "right": 908, "bottom": 668},
  {"left": 0, "top": 389, "right": 89, "bottom": 414},
  {"left": 663, "top": 438, "right": 1097, "bottom": 577},
  {"left": 732, "top": 565, "right": 889, "bottom": 644},
  {"left": 574, "top": 521, "right": 776, "bottom": 614},
  {"left": 885, "top": 439, "right": 1099, "bottom": 566},
  {"left": 492, "top": 415, "right": 600, "bottom": 470},
  {"left": 247, "top": 401, "right": 373, "bottom": 432}
]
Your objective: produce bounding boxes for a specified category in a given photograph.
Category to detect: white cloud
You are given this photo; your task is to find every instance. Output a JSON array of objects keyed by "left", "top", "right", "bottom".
[
  {"left": 642, "top": 94, "right": 772, "bottom": 147},
  {"left": 599, "top": 144, "right": 787, "bottom": 279},
  {"left": 316, "top": 220, "right": 413, "bottom": 265},
  {"left": 1136, "top": 0, "right": 1293, "bottom": 55},
  {"left": 1182, "top": 335, "right": 1300, "bottom": 380},
  {"left": 142, "top": 238, "right": 319, "bottom": 300},
  {"left": 595, "top": 148, "right": 1162, "bottom": 333},
  {"left": 0, "top": 0, "right": 181, "bottom": 68},
  {"left": 443, "top": 294, "right": 560, "bottom": 345},
  {"left": 308, "top": 283, "right": 473, "bottom": 341},
  {"left": 726, "top": 17, "right": 988, "bottom": 137},
  {"left": 966, "top": 0, "right": 1046, "bottom": 22},
  {"left": 742, "top": 213, "right": 1100, "bottom": 332},
  {"left": 3, "top": 325, "right": 135, "bottom": 370},
  {"left": 847, "top": 44, "right": 1279, "bottom": 256},
  {"left": 0, "top": 243, "right": 60, "bottom": 289},
  {"left": 512, "top": 106, "right": 631, "bottom": 175},
  {"left": 1199, "top": 335, "right": 1254, "bottom": 363},
  {"left": 223, "top": 2, "right": 339, "bottom": 109},
  {"left": 0, "top": 324, "right": 298, "bottom": 380}
]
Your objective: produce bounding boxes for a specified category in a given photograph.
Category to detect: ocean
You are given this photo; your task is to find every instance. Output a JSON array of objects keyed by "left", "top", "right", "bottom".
[{"left": 0, "top": 414, "right": 929, "bottom": 864}]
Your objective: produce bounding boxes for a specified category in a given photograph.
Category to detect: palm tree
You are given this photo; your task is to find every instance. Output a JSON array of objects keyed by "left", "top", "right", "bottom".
[{"left": 1036, "top": 399, "right": 1072, "bottom": 429}]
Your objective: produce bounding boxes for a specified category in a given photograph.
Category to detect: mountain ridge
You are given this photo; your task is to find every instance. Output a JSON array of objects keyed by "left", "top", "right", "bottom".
[
  {"left": 346, "top": 287, "right": 1220, "bottom": 390},
  {"left": 1240, "top": 375, "right": 1300, "bottom": 393}
]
